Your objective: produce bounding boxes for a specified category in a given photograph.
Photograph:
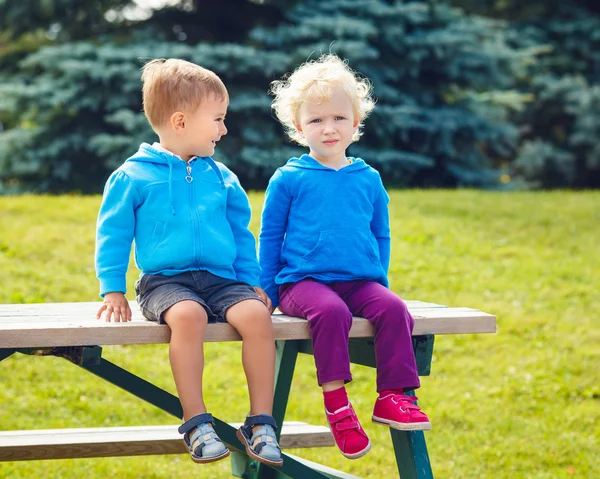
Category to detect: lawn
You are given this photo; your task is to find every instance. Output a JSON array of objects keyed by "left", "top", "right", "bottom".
[{"left": 0, "top": 190, "right": 598, "bottom": 478}]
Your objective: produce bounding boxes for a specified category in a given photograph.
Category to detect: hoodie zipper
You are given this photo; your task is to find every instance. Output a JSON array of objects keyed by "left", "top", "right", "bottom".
[
  {"left": 186, "top": 159, "right": 202, "bottom": 266},
  {"left": 185, "top": 160, "right": 193, "bottom": 183}
]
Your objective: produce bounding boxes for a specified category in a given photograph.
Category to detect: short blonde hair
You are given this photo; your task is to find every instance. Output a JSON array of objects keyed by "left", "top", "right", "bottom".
[
  {"left": 270, "top": 54, "right": 375, "bottom": 146},
  {"left": 141, "top": 58, "right": 228, "bottom": 130}
]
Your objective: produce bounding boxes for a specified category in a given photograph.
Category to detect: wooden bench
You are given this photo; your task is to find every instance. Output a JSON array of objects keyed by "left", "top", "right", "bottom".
[
  {"left": 0, "top": 300, "right": 496, "bottom": 479},
  {"left": 0, "top": 422, "right": 334, "bottom": 461}
]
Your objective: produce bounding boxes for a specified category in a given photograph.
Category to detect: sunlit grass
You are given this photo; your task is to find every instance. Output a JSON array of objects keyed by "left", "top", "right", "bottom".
[{"left": 0, "top": 191, "right": 598, "bottom": 478}]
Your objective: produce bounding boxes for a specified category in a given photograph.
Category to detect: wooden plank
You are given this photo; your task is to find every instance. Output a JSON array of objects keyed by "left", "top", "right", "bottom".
[
  {"left": 0, "top": 302, "right": 496, "bottom": 349},
  {"left": 0, "top": 306, "right": 479, "bottom": 322},
  {"left": 0, "top": 422, "right": 334, "bottom": 462},
  {"left": 0, "top": 300, "right": 445, "bottom": 316}
]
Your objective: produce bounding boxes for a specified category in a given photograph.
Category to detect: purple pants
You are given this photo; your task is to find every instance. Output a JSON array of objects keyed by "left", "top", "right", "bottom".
[{"left": 279, "top": 279, "right": 420, "bottom": 392}]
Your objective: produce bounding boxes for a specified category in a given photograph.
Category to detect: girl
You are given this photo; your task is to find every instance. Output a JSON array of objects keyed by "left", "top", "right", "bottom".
[{"left": 259, "top": 54, "right": 430, "bottom": 460}]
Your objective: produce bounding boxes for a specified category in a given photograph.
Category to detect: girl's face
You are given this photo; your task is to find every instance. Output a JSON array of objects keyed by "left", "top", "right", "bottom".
[{"left": 295, "top": 88, "right": 359, "bottom": 165}]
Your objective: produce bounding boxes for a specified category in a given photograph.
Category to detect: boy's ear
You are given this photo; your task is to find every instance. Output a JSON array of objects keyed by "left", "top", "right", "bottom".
[
  {"left": 353, "top": 116, "right": 361, "bottom": 130},
  {"left": 170, "top": 112, "right": 185, "bottom": 132},
  {"left": 293, "top": 122, "right": 303, "bottom": 134}
]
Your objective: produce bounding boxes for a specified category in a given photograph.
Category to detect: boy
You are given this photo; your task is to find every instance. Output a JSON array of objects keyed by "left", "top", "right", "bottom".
[{"left": 95, "top": 58, "right": 282, "bottom": 466}]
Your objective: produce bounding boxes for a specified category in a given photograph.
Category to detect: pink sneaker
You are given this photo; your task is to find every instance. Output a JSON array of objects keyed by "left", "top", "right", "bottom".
[
  {"left": 372, "top": 394, "right": 431, "bottom": 431},
  {"left": 325, "top": 403, "right": 371, "bottom": 459}
]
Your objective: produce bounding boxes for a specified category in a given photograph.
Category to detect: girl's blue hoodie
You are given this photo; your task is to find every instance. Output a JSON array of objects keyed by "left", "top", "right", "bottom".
[
  {"left": 259, "top": 154, "right": 391, "bottom": 308},
  {"left": 95, "top": 143, "right": 260, "bottom": 297}
]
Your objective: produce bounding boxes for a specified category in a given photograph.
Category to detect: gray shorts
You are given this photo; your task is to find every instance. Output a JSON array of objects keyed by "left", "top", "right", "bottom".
[{"left": 135, "top": 270, "right": 263, "bottom": 324}]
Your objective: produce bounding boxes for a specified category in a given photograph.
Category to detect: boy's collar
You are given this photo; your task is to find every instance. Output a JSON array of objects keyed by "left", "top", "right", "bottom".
[{"left": 152, "top": 142, "right": 197, "bottom": 162}]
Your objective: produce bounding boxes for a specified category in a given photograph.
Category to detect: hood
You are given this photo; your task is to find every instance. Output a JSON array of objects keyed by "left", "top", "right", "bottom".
[
  {"left": 126, "top": 143, "right": 225, "bottom": 216},
  {"left": 286, "top": 154, "right": 370, "bottom": 172}
]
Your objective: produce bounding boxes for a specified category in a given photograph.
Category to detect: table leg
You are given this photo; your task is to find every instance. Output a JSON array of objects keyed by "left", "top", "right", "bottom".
[
  {"left": 0, "top": 349, "right": 15, "bottom": 362},
  {"left": 391, "top": 429, "right": 433, "bottom": 479}
]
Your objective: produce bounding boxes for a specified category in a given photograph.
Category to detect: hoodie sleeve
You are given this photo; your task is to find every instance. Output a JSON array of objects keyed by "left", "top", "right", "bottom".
[
  {"left": 226, "top": 175, "right": 261, "bottom": 286},
  {"left": 259, "top": 169, "right": 291, "bottom": 308},
  {"left": 95, "top": 170, "right": 140, "bottom": 297},
  {"left": 371, "top": 177, "right": 391, "bottom": 288}
]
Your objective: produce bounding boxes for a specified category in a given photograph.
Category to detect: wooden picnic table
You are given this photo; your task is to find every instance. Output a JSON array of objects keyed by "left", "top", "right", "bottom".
[{"left": 0, "top": 300, "right": 496, "bottom": 479}]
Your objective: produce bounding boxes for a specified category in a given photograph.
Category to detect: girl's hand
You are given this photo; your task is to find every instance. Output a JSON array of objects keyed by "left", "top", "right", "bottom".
[
  {"left": 97, "top": 292, "right": 132, "bottom": 322},
  {"left": 253, "top": 286, "right": 274, "bottom": 313}
]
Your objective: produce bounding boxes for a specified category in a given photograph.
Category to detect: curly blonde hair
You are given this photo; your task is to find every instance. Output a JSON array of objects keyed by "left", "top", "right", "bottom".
[
  {"left": 270, "top": 54, "right": 375, "bottom": 146},
  {"left": 141, "top": 58, "right": 228, "bottom": 131}
]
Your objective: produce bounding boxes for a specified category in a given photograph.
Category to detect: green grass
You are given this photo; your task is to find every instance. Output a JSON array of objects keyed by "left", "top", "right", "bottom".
[{"left": 0, "top": 191, "right": 598, "bottom": 478}]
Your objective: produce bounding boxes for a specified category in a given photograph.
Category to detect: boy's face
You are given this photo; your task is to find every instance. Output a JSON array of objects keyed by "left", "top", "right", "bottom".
[
  {"left": 295, "top": 88, "right": 359, "bottom": 164},
  {"left": 180, "top": 95, "right": 228, "bottom": 158}
]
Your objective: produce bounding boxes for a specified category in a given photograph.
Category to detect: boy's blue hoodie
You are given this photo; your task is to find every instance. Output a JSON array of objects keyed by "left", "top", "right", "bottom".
[
  {"left": 259, "top": 154, "right": 390, "bottom": 308},
  {"left": 95, "top": 143, "right": 260, "bottom": 297}
]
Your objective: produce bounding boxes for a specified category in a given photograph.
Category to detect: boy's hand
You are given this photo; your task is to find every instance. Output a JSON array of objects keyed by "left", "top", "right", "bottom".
[
  {"left": 97, "top": 292, "right": 132, "bottom": 322},
  {"left": 253, "top": 286, "right": 274, "bottom": 313}
]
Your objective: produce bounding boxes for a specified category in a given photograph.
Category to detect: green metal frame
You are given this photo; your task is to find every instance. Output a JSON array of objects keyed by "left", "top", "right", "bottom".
[{"left": 1, "top": 334, "right": 435, "bottom": 478}]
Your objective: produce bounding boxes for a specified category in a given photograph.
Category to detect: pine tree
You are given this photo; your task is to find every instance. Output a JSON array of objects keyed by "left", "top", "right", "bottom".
[
  {"left": 453, "top": 0, "right": 600, "bottom": 188},
  {"left": 0, "top": 0, "right": 527, "bottom": 192},
  {"left": 247, "top": 0, "right": 527, "bottom": 187},
  {"left": 508, "top": 5, "right": 600, "bottom": 188},
  {"left": 0, "top": 0, "right": 284, "bottom": 192}
]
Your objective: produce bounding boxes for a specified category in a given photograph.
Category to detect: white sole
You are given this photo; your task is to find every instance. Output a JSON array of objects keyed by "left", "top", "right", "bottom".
[
  {"left": 372, "top": 415, "right": 432, "bottom": 431},
  {"left": 340, "top": 440, "right": 371, "bottom": 459},
  {"left": 326, "top": 423, "right": 372, "bottom": 459}
]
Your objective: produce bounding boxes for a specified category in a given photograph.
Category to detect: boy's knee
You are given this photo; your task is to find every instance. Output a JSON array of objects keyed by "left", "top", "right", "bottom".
[
  {"left": 227, "top": 299, "right": 272, "bottom": 328},
  {"left": 164, "top": 300, "right": 208, "bottom": 331}
]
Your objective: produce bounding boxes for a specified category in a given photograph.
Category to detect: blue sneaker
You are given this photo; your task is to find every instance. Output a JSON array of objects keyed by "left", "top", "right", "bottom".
[
  {"left": 236, "top": 414, "right": 283, "bottom": 466},
  {"left": 178, "top": 413, "right": 230, "bottom": 463}
]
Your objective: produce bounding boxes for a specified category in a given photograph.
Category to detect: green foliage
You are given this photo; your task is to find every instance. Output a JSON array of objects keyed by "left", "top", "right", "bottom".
[
  {"left": 1, "top": 191, "right": 599, "bottom": 478},
  {"left": 0, "top": 0, "right": 129, "bottom": 40},
  {"left": 0, "top": 40, "right": 294, "bottom": 192},
  {"left": 0, "top": 0, "right": 528, "bottom": 192},
  {"left": 250, "top": 0, "right": 526, "bottom": 187},
  {"left": 503, "top": 5, "right": 600, "bottom": 188},
  {"left": 2, "top": 0, "right": 599, "bottom": 190},
  {"left": 451, "top": 1, "right": 600, "bottom": 188},
  {"left": 512, "top": 75, "right": 600, "bottom": 188}
]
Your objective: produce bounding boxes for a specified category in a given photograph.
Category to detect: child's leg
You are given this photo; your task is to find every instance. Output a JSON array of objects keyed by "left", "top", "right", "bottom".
[
  {"left": 137, "top": 273, "right": 230, "bottom": 462},
  {"left": 335, "top": 281, "right": 430, "bottom": 430},
  {"left": 226, "top": 298, "right": 283, "bottom": 466},
  {"left": 279, "top": 279, "right": 353, "bottom": 386},
  {"left": 164, "top": 300, "right": 231, "bottom": 462},
  {"left": 279, "top": 280, "right": 370, "bottom": 459},
  {"left": 225, "top": 299, "right": 275, "bottom": 416},
  {"left": 336, "top": 281, "right": 419, "bottom": 392},
  {"left": 163, "top": 300, "right": 210, "bottom": 420}
]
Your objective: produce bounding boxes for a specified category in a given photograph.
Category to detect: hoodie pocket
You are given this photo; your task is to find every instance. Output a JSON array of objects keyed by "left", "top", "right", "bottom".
[{"left": 300, "top": 230, "right": 380, "bottom": 275}]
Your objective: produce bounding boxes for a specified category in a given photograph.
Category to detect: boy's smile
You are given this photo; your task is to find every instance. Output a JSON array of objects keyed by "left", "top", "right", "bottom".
[{"left": 178, "top": 96, "right": 228, "bottom": 159}]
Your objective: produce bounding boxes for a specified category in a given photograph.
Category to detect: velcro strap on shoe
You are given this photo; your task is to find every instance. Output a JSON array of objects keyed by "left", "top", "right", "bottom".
[
  {"left": 244, "top": 413, "right": 278, "bottom": 430},
  {"left": 395, "top": 395, "right": 421, "bottom": 410},
  {"left": 178, "top": 412, "right": 214, "bottom": 435},
  {"left": 336, "top": 420, "right": 360, "bottom": 431},
  {"left": 329, "top": 407, "right": 354, "bottom": 424}
]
